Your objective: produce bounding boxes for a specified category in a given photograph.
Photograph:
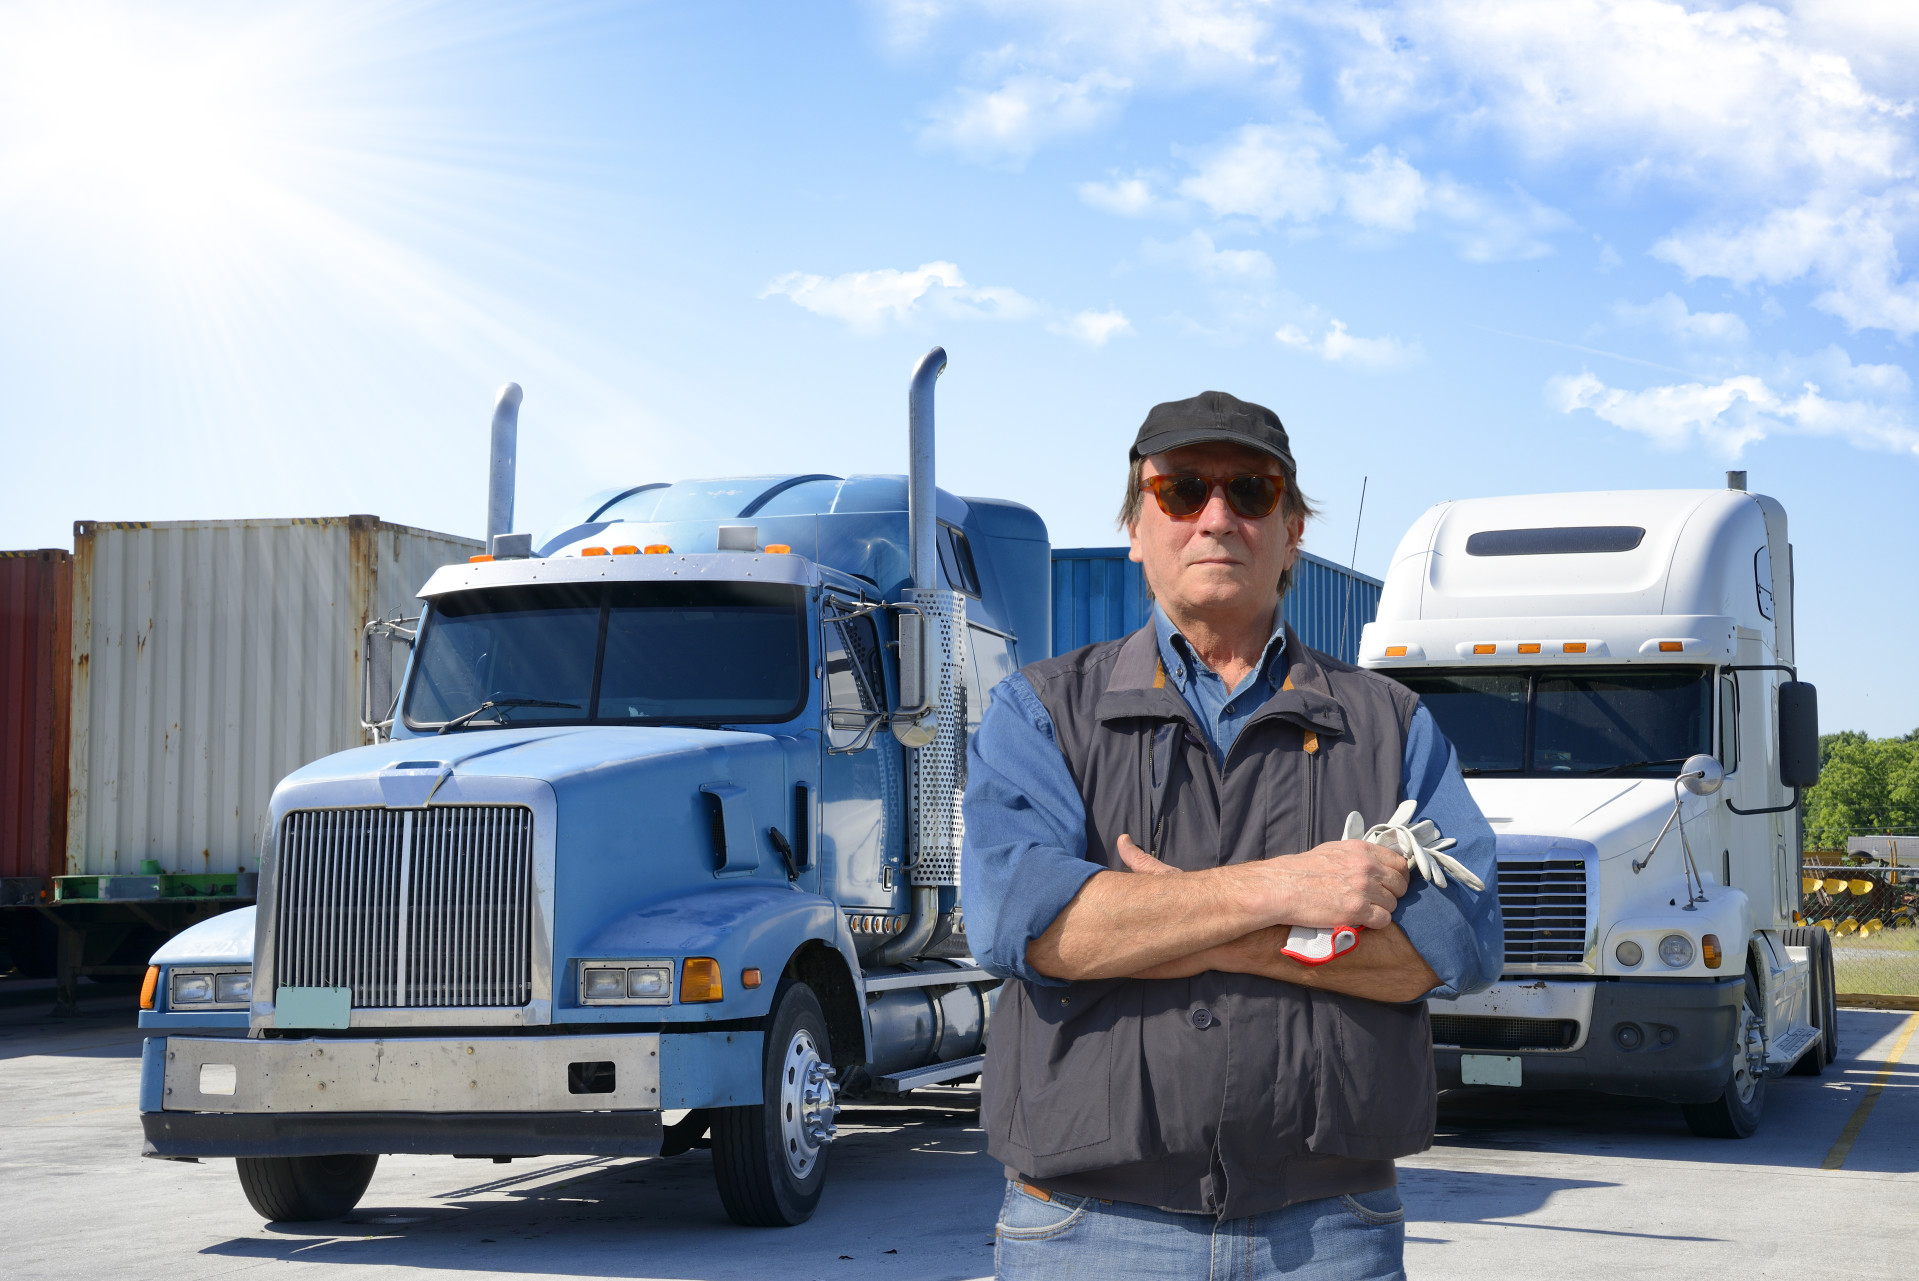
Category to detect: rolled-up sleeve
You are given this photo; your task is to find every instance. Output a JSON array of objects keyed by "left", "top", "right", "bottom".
[
  {"left": 1392, "top": 704, "right": 1504, "bottom": 1000},
  {"left": 961, "top": 673, "right": 1102, "bottom": 986}
]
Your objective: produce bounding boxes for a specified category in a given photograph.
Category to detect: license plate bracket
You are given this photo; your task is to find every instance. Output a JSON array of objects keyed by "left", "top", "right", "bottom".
[{"left": 1460, "top": 1053, "right": 1522, "bottom": 1088}]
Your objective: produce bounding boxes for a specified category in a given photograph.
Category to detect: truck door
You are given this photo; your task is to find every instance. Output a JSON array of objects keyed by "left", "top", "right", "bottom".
[{"left": 819, "top": 603, "right": 905, "bottom": 916}]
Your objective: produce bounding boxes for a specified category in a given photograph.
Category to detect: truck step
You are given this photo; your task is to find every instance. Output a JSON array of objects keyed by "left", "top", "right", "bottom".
[
  {"left": 1767, "top": 1024, "right": 1818, "bottom": 1071},
  {"left": 871, "top": 1055, "right": 984, "bottom": 1094}
]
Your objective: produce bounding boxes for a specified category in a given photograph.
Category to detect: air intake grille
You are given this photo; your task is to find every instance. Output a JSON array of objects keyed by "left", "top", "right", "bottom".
[
  {"left": 1498, "top": 857, "right": 1590, "bottom": 966},
  {"left": 1432, "top": 1015, "right": 1580, "bottom": 1051},
  {"left": 274, "top": 806, "right": 534, "bottom": 1008}
]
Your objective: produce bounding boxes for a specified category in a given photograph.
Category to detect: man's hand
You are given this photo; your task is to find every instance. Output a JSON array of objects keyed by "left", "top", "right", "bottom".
[
  {"left": 1024, "top": 833, "right": 1410, "bottom": 982},
  {"left": 1137, "top": 921, "right": 1440, "bottom": 1003}
]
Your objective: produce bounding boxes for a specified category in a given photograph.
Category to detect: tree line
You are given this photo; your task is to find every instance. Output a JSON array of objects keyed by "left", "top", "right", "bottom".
[{"left": 1804, "top": 730, "right": 1919, "bottom": 852}]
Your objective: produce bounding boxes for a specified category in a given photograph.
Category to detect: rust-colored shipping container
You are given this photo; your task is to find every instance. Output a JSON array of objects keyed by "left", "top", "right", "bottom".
[{"left": 0, "top": 549, "right": 72, "bottom": 892}]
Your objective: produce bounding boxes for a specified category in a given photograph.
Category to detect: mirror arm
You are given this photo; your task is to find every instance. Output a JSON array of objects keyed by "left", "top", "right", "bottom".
[{"left": 1726, "top": 789, "right": 1801, "bottom": 816}]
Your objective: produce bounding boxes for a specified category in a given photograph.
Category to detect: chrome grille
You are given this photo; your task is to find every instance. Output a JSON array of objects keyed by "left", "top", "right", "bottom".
[
  {"left": 1497, "top": 857, "right": 1590, "bottom": 966},
  {"left": 274, "top": 806, "right": 534, "bottom": 1008}
]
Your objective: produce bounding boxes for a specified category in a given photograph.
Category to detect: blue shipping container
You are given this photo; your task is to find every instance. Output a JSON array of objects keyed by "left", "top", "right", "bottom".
[{"left": 1050, "top": 548, "right": 1382, "bottom": 665}]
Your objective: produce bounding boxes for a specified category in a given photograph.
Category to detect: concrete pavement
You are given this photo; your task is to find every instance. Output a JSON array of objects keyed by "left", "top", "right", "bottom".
[{"left": 2, "top": 999, "right": 1913, "bottom": 1280}]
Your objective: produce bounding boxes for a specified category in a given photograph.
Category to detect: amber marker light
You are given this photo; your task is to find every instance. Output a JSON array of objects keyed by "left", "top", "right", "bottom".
[
  {"left": 469, "top": 554, "right": 494, "bottom": 563},
  {"left": 681, "top": 957, "right": 724, "bottom": 1002},
  {"left": 140, "top": 966, "right": 160, "bottom": 1010},
  {"left": 1473, "top": 644, "right": 1496, "bottom": 655},
  {"left": 644, "top": 544, "right": 672, "bottom": 554},
  {"left": 1384, "top": 645, "right": 1407, "bottom": 657},
  {"left": 764, "top": 544, "right": 791, "bottom": 554},
  {"left": 581, "top": 546, "right": 609, "bottom": 556},
  {"left": 1702, "top": 934, "right": 1723, "bottom": 969},
  {"left": 612, "top": 545, "right": 640, "bottom": 555},
  {"left": 1659, "top": 641, "right": 1683, "bottom": 652},
  {"left": 1518, "top": 643, "right": 1541, "bottom": 654},
  {"left": 741, "top": 967, "right": 762, "bottom": 989},
  {"left": 1563, "top": 642, "right": 1588, "bottom": 653}
]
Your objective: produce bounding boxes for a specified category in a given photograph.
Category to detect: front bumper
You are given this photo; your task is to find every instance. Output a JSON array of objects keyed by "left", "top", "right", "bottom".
[
  {"left": 140, "top": 1029, "right": 760, "bottom": 1159},
  {"left": 1433, "top": 976, "right": 1745, "bottom": 1105}
]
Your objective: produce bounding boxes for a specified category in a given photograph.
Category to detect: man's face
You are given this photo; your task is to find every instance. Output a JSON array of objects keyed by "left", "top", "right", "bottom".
[{"left": 1127, "top": 441, "right": 1304, "bottom": 625}]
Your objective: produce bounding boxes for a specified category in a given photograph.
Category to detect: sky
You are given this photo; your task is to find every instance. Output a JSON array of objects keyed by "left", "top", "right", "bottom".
[{"left": 0, "top": 0, "right": 1915, "bottom": 734}]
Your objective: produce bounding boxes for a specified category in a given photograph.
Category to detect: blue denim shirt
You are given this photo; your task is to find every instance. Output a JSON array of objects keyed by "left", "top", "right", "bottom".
[
  {"left": 960, "top": 627, "right": 1503, "bottom": 1002},
  {"left": 1153, "top": 605, "right": 1289, "bottom": 767}
]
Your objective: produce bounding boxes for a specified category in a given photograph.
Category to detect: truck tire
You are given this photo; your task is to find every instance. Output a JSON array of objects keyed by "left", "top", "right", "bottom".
[
  {"left": 1782, "top": 926, "right": 1838, "bottom": 1075},
  {"left": 711, "top": 980, "right": 837, "bottom": 1227},
  {"left": 1681, "top": 968, "right": 1766, "bottom": 1139},
  {"left": 235, "top": 1154, "right": 379, "bottom": 1221}
]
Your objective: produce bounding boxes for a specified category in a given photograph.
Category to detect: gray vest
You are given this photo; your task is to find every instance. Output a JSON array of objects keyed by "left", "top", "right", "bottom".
[{"left": 980, "top": 623, "right": 1436, "bottom": 1219}]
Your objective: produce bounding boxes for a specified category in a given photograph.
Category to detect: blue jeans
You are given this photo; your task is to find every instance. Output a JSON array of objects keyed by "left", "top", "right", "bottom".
[{"left": 994, "top": 1180, "right": 1406, "bottom": 1280}]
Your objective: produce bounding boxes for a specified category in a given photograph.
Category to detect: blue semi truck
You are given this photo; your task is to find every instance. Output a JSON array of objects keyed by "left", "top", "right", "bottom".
[{"left": 135, "top": 350, "right": 1045, "bottom": 1226}]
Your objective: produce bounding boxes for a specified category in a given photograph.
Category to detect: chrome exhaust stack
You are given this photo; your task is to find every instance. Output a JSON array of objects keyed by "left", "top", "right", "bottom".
[
  {"left": 876, "top": 348, "right": 965, "bottom": 965},
  {"left": 486, "top": 382, "right": 525, "bottom": 555}
]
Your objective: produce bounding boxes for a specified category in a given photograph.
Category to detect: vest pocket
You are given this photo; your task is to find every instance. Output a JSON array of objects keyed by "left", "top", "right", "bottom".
[
  {"left": 1310, "top": 994, "right": 1438, "bottom": 1159},
  {"left": 1007, "top": 982, "right": 1121, "bottom": 1160}
]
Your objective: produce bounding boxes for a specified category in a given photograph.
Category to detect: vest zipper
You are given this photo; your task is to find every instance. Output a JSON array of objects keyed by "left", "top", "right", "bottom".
[{"left": 1306, "top": 735, "right": 1321, "bottom": 843}]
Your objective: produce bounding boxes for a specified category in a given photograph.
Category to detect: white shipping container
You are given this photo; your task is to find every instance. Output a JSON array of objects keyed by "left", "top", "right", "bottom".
[{"left": 66, "top": 516, "right": 482, "bottom": 877}]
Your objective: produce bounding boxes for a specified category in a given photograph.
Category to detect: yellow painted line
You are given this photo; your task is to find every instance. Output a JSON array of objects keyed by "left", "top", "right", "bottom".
[
  {"left": 26, "top": 1104, "right": 133, "bottom": 1124},
  {"left": 1823, "top": 1011, "right": 1919, "bottom": 1171}
]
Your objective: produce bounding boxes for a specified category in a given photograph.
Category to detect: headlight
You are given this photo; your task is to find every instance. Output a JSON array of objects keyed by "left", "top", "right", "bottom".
[
  {"left": 582, "top": 967, "right": 626, "bottom": 1001},
  {"left": 171, "top": 973, "right": 214, "bottom": 1004},
  {"left": 578, "top": 960, "right": 674, "bottom": 1005},
  {"left": 1615, "top": 940, "right": 1643, "bottom": 967},
  {"left": 215, "top": 972, "right": 252, "bottom": 1004},
  {"left": 1659, "top": 934, "right": 1694, "bottom": 968}
]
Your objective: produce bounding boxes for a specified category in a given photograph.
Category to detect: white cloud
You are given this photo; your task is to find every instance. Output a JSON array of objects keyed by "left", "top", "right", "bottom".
[
  {"left": 1276, "top": 318, "right": 1421, "bottom": 369},
  {"left": 1424, "top": 178, "right": 1571, "bottom": 263},
  {"left": 1611, "top": 293, "right": 1750, "bottom": 346},
  {"left": 1140, "top": 229, "right": 1273, "bottom": 282},
  {"left": 760, "top": 261, "right": 1035, "bottom": 332},
  {"left": 1340, "top": 144, "right": 1426, "bottom": 232},
  {"left": 1077, "top": 172, "right": 1170, "bottom": 217},
  {"left": 1178, "top": 117, "right": 1343, "bottom": 224},
  {"left": 1548, "top": 363, "right": 1919, "bottom": 458},
  {"left": 919, "top": 69, "right": 1130, "bottom": 166},
  {"left": 1049, "top": 307, "right": 1135, "bottom": 345}
]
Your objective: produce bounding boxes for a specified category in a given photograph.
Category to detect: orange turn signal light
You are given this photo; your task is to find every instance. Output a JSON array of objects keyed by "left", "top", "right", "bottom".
[
  {"left": 1384, "top": 645, "right": 1407, "bottom": 657},
  {"left": 681, "top": 957, "right": 723, "bottom": 1003},
  {"left": 1659, "top": 641, "right": 1683, "bottom": 652},
  {"left": 765, "top": 544, "right": 791, "bottom": 554},
  {"left": 469, "top": 554, "right": 494, "bottom": 563},
  {"left": 140, "top": 965, "right": 160, "bottom": 1010},
  {"left": 582, "top": 546, "right": 608, "bottom": 556},
  {"left": 741, "top": 967, "right": 762, "bottom": 989},
  {"left": 1702, "top": 934, "right": 1722, "bottom": 969},
  {"left": 644, "top": 544, "right": 672, "bottom": 555},
  {"left": 612, "top": 545, "right": 640, "bottom": 556},
  {"left": 1518, "top": 643, "right": 1541, "bottom": 654},
  {"left": 1472, "top": 644, "right": 1496, "bottom": 655},
  {"left": 1563, "top": 642, "right": 1587, "bottom": 654}
]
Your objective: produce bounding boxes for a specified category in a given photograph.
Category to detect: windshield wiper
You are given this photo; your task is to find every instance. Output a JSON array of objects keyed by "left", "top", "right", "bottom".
[
  {"left": 438, "top": 697, "right": 581, "bottom": 734},
  {"left": 1583, "top": 756, "right": 1689, "bottom": 776}
]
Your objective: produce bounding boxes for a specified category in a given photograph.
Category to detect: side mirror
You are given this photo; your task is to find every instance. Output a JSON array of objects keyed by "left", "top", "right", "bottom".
[
  {"left": 361, "top": 617, "right": 418, "bottom": 743},
  {"left": 1678, "top": 754, "right": 1725, "bottom": 796},
  {"left": 1778, "top": 681, "right": 1819, "bottom": 788},
  {"left": 892, "top": 609, "right": 937, "bottom": 748}
]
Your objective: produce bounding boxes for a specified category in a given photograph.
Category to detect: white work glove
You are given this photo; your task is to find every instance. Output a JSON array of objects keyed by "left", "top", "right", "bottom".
[{"left": 1279, "top": 801, "right": 1482, "bottom": 966}]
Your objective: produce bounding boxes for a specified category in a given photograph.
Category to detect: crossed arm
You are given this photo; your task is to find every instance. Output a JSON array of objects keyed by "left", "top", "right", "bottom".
[{"left": 1024, "top": 833, "right": 1441, "bottom": 1003}]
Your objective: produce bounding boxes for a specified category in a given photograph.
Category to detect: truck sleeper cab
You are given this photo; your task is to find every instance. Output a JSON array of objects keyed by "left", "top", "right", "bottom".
[
  {"left": 138, "top": 350, "right": 1048, "bottom": 1226},
  {"left": 1361, "top": 485, "right": 1830, "bottom": 1139}
]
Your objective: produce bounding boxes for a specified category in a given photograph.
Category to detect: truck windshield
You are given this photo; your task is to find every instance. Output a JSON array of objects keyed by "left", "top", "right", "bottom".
[
  {"left": 404, "top": 581, "right": 807, "bottom": 730},
  {"left": 1392, "top": 666, "right": 1712, "bottom": 777}
]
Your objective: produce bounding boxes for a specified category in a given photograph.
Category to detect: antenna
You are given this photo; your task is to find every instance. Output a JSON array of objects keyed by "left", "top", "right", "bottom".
[{"left": 1338, "top": 476, "right": 1368, "bottom": 663}]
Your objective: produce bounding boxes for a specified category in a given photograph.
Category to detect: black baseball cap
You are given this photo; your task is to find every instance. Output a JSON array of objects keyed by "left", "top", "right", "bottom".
[{"left": 1130, "top": 391, "right": 1294, "bottom": 471}]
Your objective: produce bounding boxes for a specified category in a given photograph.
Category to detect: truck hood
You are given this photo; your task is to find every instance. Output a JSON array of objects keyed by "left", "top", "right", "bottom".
[
  {"left": 277, "top": 724, "right": 785, "bottom": 801},
  {"left": 1467, "top": 776, "right": 1713, "bottom": 866}
]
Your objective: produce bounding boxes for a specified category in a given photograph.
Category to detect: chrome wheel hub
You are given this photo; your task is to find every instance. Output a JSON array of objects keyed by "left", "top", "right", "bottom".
[
  {"left": 1731, "top": 997, "right": 1763, "bottom": 1105},
  {"left": 778, "top": 1028, "right": 838, "bottom": 1180}
]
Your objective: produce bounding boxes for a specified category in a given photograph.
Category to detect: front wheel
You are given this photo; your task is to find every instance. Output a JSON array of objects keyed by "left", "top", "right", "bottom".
[
  {"left": 236, "top": 1154, "right": 379, "bottom": 1221},
  {"left": 1681, "top": 970, "right": 1766, "bottom": 1139},
  {"left": 711, "top": 980, "right": 839, "bottom": 1226}
]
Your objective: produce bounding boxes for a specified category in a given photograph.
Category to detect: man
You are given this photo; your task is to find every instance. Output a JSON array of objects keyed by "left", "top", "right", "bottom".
[{"left": 961, "top": 391, "right": 1503, "bottom": 1279}]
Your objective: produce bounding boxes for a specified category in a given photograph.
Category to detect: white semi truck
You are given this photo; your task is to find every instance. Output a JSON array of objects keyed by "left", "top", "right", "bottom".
[{"left": 1359, "top": 480, "right": 1830, "bottom": 1138}]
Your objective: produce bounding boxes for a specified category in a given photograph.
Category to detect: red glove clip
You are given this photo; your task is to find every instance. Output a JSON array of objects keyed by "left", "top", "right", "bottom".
[{"left": 1279, "top": 924, "right": 1362, "bottom": 966}]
